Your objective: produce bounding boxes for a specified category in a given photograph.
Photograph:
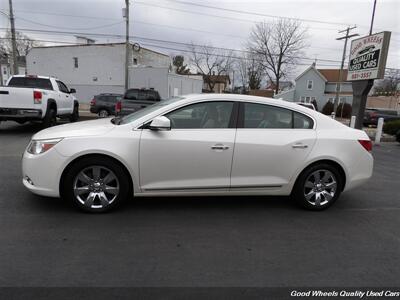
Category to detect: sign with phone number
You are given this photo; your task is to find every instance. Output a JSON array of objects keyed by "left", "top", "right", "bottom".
[{"left": 347, "top": 31, "right": 391, "bottom": 81}]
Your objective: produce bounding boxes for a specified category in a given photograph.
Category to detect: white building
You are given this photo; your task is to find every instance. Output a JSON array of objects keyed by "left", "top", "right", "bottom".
[
  {"left": 130, "top": 66, "right": 203, "bottom": 99},
  {"left": 1, "top": 57, "right": 26, "bottom": 86},
  {"left": 26, "top": 43, "right": 201, "bottom": 102}
]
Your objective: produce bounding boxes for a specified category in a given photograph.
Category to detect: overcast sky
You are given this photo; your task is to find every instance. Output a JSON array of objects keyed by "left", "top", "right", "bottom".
[{"left": 1, "top": 0, "right": 399, "bottom": 79}]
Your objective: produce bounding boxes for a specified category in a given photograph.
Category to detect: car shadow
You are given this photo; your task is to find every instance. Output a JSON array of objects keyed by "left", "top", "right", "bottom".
[{"left": 27, "top": 193, "right": 300, "bottom": 214}]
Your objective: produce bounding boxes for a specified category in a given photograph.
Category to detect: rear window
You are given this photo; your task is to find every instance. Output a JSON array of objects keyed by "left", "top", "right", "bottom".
[{"left": 8, "top": 77, "right": 53, "bottom": 90}]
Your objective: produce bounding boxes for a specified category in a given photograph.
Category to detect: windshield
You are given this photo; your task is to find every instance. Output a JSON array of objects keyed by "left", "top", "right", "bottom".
[{"left": 118, "top": 96, "right": 184, "bottom": 125}]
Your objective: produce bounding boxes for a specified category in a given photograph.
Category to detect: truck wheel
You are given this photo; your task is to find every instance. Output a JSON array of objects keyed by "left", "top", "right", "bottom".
[
  {"left": 42, "top": 108, "right": 57, "bottom": 128},
  {"left": 69, "top": 105, "right": 79, "bottom": 122}
]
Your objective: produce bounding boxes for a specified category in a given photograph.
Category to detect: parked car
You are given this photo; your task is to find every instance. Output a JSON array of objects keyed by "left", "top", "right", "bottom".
[
  {"left": 115, "top": 88, "right": 161, "bottom": 116},
  {"left": 90, "top": 93, "right": 122, "bottom": 117},
  {"left": 0, "top": 75, "right": 79, "bottom": 127},
  {"left": 294, "top": 102, "right": 316, "bottom": 110},
  {"left": 22, "top": 94, "right": 373, "bottom": 213},
  {"left": 363, "top": 108, "right": 400, "bottom": 126}
]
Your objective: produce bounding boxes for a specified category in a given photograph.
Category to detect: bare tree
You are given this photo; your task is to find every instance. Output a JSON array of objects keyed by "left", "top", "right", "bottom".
[
  {"left": 0, "top": 31, "right": 41, "bottom": 57},
  {"left": 374, "top": 69, "right": 400, "bottom": 95},
  {"left": 248, "top": 19, "right": 308, "bottom": 94},
  {"left": 189, "top": 43, "right": 234, "bottom": 92},
  {"left": 237, "top": 53, "right": 264, "bottom": 91}
]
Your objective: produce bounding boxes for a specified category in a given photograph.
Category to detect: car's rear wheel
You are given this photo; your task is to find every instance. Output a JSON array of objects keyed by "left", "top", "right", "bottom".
[
  {"left": 292, "top": 163, "right": 343, "bottom": 211},
  {"left": 62, "top": 157, "right": 130, "bottom": 213},
  {"left": 98, "top": 109, "right": 109, "bottom": 118}
]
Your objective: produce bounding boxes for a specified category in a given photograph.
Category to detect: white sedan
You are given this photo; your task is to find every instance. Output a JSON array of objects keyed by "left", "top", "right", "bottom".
[{"left": 22, "top": 94, "right": 373, "bottom": 213}]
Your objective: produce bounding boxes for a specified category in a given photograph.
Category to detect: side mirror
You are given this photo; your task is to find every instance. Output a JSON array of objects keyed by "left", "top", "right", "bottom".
[
  {"left": 69, "top": 88, "right": 76, "bottom": 94},
  {"left": 149, "top": 116, "right": 171, "bottom": 131}
]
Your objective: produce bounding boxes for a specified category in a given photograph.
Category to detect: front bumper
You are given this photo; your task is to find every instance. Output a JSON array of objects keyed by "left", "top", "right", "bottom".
[{"left": 22, "top": 147, "right": 66, "bottom": 197}]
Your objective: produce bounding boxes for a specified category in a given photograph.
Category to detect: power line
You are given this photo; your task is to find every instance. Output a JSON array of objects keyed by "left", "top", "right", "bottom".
[
  {"left": 0, "top": 26, "right": 346, "bottom": 64},
  {"left": 16, "top": 16, "right": 124, "bottom": 31},
  {"left": 162, "top": 0, "right": 349, "bottom": 26}
]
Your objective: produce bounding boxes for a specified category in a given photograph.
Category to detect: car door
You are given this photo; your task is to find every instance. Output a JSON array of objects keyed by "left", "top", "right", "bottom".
[
  {"left": 139, "top": 101, "right": 237, "bottom": 192},
  {"left": 56, "top": 80, "right": 71, "bottom": 114},
  {"left": 230, "top": 102, "right": 316, "bottom": 189}
]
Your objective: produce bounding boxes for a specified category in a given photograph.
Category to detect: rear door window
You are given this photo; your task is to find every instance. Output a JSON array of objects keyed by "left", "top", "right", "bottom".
[
  {"left": 125, "top": 90, "right": 139, "bottom": 100},
  {"left": 242, "top": 102, "right": 314, "bottom": 129}
]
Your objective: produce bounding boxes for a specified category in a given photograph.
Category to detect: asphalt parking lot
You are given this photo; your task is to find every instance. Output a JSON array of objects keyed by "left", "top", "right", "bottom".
[{"left": 0, "top": 120, "right": 399, "bottom": 290}]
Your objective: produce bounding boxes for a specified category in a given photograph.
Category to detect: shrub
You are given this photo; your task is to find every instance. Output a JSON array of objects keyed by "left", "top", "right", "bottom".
[
  {"left": 335, "top": 103, "right": 352, "bottom": 118},
  {"left": 321, "top": 101, "right": 334, "bottom": 115},
  {"left": 311, "top": 99, "right": 318, "bottom": 111},
  {"left": 383, "top": 120, "right": 400, "bottom": 136}
]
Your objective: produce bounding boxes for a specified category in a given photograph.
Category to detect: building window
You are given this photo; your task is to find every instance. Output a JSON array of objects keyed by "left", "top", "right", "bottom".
[
  {"left": 3, "top": 67, "right": 7, "bottom": 75},
  {"left": 300, "top": 96, "right": 305, "bottom": 103},
  {"left": 305, "top": 96, "right": 311, "bottom": 103},
  {"left": 133, "top": 58, "right": 138, "bottom": 65},
  {"left": 307, "top": 80, "right": 313, "bottom": 90},
  {"left": 73, "top": 57, "right": 78, "bottom": 68}
]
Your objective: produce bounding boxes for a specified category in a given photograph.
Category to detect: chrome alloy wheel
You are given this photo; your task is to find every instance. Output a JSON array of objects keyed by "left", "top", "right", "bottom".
[
  {"left": 303, "top": 169, "right": 337, "bottom": 206},
  {"left": 73, "top": 166, "right": 119, "bottom": 209}
]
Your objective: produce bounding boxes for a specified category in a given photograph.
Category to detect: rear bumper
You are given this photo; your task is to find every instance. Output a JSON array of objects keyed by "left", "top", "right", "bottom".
[{"left": 0, "top": 108, "right": 43, "bottom": 120}]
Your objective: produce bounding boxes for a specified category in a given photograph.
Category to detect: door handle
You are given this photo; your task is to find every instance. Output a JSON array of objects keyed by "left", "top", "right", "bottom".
[
  {"left": 211, "top": 144, "right": 230, "bottom": 150},
  {"left": 292, "top": 143, "right": 308, "bottom": 149}
]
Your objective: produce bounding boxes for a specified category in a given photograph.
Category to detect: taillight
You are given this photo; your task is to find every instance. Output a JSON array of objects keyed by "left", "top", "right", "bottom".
[
  {"left": 90, "top": 98, "right": 96, "bottom": 106},
  {"left": 115, "top": 101, "right": 122, "bottom": 113},
  {"left": 33, "top": 90, "right": 42, "bottom": 104},
  {"left": 358, "top": 140, "right": 372, "bottom": 152}
]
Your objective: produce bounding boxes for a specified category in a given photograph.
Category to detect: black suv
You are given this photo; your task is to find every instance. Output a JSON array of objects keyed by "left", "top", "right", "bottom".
[
  {"left": 116, "top": 89, "right": 161, "bottom": 116},
  {"left": 90, "top": 93, "right": 123, "bottom": 117}
]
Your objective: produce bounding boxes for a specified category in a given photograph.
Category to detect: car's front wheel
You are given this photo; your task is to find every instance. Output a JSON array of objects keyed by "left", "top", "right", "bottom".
[
  {"left": 292, "top": 163, "right": 343, "bottom": 211},
  {"left": 62, "top": 157, "right": 130, "bottom": 213}
]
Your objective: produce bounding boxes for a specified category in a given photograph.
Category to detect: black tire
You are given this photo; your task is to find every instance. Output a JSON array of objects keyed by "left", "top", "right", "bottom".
[
  {"left": 69, "top": 105, "right": 79, "bottom": 122},
  {"left": 42, "top": 108, "right": 57, "bottom": 128},
  {"left": 61, "top": 156, "right": 130, "bottom": 213},
  {"left": 292, "top": 163, "right": 343, "bottom": 211},
  {"left": 98, "top": 109, "right": 109, "bottom": 118}
]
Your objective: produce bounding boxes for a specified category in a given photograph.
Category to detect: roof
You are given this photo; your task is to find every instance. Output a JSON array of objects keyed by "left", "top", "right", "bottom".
[
  {"left": 203, "top": 74, "right": 231, "bottom": 84},
  {"left": 30, "top": 43, "right": 169, "bottom": 57},
  {"left": 317, "top": 69, "right": 348, "bottom": 82},
  {"left": 295, "top": 65, "right": 327, "bottom": 82}
]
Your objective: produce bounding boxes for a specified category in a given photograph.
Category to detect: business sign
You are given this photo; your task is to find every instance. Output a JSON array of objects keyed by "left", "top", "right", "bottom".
[{"left": 347, "top": 31, "right": 391, "bottom": 81}]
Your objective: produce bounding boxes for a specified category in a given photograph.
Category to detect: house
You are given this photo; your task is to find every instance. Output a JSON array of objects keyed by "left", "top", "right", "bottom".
[
  {"left": 0, "top": 56, "right": 26, "bottom": 86},
  {"left": 26, "top": 43, "right": 176, "bottom": 102},
  {"left": 203, "top": 74, "right": 231, "bottom": 93},
  {"left": 266, "top": 80, "right": 294, "bottom": 93},
  {"left": 274, "top": 63, "right": 353, "bottom": 110}
]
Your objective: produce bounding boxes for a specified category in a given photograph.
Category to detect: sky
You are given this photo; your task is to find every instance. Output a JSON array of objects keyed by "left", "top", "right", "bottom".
[{"left": 0, "top": 0, "right": 399, "bottom": 80}]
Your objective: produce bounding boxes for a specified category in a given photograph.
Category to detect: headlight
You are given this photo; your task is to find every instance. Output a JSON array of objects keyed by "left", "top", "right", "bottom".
[{"left": 27, "top": 138, "right": 62, "bottom": 155}]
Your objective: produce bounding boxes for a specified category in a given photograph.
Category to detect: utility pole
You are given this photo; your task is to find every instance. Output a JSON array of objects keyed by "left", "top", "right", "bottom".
[
  {"left": 334, "top": 26, "right": 359, "bottom": 114},
  {"left": 8, "top": 0, "right": 18, "bottom": 75},
  {"left": 124, "top": 0, "right": 130, "bottom": 91},
  {"left": 370, "top": 0, "right": 377, "bottom": 35}
]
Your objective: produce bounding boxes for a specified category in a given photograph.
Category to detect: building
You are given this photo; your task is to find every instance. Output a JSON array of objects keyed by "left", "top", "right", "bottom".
[
  {"left": 266, "top": 80, "right": 294, "bottom": 93},
  {"left": 0, "top": 56, "right": 26, "bottom": 86},
  {"left": 274, "top": 63, "right": 353, "bottom": 110},
  {"left": 129, "top": 66, "right": 203, "bottom": 99},
  {"left": 26, "top": 43, "right": 174, "bottom": 102},
  {"left": 203, "top": 74, "right": 231, "bottom": 93}
]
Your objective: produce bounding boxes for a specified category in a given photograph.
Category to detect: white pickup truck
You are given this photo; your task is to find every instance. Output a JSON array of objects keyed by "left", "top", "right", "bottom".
[{"left": 0, "top": 75, "right": 79, "bottom": 127}]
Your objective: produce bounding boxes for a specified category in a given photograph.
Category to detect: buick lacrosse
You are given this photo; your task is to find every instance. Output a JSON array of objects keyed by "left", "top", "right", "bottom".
[{"left": 22, "top": 94, "right": 373, "bottom": 212}]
